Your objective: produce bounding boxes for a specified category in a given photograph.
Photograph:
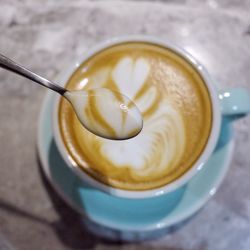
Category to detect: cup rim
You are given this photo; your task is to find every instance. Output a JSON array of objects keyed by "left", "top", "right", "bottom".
[{"left": 52, "top": 35, "right": 221, "bottom": 199}]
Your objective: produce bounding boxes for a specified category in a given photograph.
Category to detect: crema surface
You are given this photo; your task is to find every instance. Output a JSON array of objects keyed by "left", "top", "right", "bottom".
[{"left": 58, "top": 42, "right": 212, "bottom": 190}]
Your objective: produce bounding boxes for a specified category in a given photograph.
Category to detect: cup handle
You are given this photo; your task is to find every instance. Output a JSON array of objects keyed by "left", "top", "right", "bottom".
[{"left": 219, "top": 88, "right": 250, "bottom": 117}]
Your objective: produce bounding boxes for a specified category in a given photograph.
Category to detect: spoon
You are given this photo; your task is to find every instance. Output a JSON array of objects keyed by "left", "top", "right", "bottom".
[{"left": 0, "top": 54, "right": 143, "bottom": 140}]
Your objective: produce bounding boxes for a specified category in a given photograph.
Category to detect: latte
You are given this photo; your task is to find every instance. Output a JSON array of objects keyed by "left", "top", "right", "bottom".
[{"left": 58, "top": 42, "right": 212, "bottom": 190}]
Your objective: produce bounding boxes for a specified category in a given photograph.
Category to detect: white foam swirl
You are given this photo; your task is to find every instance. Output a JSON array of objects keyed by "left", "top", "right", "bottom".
[
  {"left": 90, "top": 57, "right": 187, "bottom": 176},
  {"left": 101, "top": 99, "right": 185, "bottom": 175}
]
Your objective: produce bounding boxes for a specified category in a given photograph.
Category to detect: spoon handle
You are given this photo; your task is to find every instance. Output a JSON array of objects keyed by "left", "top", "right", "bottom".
[{"left": 0, "top": 53, "right": 66, "bottom": 95}]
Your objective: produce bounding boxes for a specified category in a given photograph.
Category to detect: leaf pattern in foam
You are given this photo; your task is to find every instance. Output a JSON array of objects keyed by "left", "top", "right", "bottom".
[
  {"left": 101, "top": 100, "right": 186, "bottom": 173},
  {"left": 97, "top": 57, "right": 186, "bottom": 173},
  {"left": 112, "top": 57, "right": 150, "bottom": 102}
]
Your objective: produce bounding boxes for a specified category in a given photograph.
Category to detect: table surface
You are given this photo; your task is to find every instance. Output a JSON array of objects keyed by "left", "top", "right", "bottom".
[{"left": 0, "top": 1, "right": 250, "bottom": 249}]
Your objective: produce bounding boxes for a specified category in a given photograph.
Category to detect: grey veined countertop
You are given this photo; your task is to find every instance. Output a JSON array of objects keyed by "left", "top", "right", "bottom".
[{"left": 0, "top": 0, "right": 250, "bottom": 249}]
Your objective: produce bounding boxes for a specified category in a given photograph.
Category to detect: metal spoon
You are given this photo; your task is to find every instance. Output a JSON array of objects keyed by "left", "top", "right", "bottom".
[{"left": 0, "top": 54, "right": 143, "bottom": 140}]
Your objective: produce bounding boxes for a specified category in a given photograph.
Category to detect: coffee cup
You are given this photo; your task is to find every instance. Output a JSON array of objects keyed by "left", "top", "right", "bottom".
[{"left": 52, "top": 35, "right": 250, "bottom": 199}]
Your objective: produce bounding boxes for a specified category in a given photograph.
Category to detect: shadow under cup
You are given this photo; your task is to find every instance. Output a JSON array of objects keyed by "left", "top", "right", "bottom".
[{"left": 52, "top": 37, "right": 221, "bottom": 199}]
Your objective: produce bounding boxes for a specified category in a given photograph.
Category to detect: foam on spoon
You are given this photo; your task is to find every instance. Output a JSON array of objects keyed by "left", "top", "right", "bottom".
[{"left": 64, "top": 88, "right": 143, "bottom": 140}]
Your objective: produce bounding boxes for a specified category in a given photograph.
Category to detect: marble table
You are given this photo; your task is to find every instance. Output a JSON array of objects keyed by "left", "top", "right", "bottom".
[{"left": 0, "top": 0, "right": 250, "bottom": 249}]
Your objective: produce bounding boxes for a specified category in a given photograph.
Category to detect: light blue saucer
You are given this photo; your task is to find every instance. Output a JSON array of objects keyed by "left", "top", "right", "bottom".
[{"left": 37, "top": 91, "right": 234, "bottom": 239}]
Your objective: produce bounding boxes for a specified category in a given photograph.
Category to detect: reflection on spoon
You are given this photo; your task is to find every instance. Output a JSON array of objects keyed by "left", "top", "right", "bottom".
[
  {"left": 65, "top": 88, "right": 143, "bottom": 140},
  {"left": 0, "top": 53, "right": 143, "bottom": 140}
]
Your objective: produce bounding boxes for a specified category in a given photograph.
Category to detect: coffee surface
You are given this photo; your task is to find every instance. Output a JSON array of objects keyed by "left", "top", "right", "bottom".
[{"left": 58, "top": 42, "right": 212, "bottom": 190}]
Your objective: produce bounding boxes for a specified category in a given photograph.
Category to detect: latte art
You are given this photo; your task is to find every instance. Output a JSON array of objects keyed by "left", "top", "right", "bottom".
[
  {"left": 59, "top": 43, "right": 212, "bottom": 190},
  {"left": 95, "top": 57, "right": 186, "bottom": 174}
]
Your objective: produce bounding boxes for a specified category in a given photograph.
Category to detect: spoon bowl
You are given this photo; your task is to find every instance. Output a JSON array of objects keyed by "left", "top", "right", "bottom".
[{"left": 64, "top": 88, "right": 143, "bottom": 140}]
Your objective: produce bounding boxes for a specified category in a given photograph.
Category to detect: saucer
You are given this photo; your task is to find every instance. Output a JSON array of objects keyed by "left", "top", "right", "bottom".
[{"left": 37, "top": 91, "right": 234, "bottom": 238}]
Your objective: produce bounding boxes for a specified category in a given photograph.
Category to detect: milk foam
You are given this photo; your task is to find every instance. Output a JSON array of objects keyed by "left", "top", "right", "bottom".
[
  {"left": 80, "top": 57, "right": 186, "bottom": 174},
  {"left": 101, "top": 103, "right": 185, "bottom": 173}
]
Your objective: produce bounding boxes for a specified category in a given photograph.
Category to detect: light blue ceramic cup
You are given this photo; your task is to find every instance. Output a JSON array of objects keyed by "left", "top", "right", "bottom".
[{"left": 52, "top": 36, "right": 250, "bottom": 199}]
